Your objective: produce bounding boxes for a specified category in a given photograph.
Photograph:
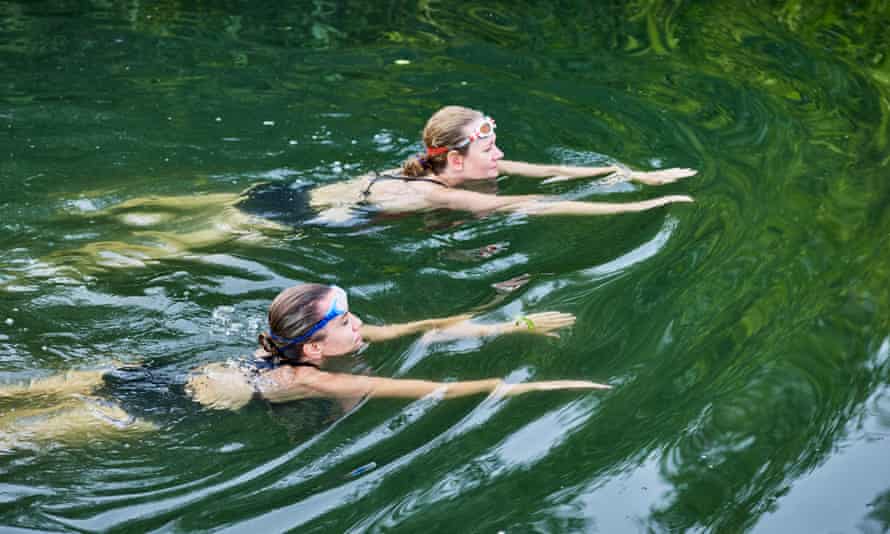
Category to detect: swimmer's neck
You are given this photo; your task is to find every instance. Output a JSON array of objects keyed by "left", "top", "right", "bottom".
[
  {"left": 301, "top": 352, "right": 325, "bottom": 368},
  {"left": 433, "top": 169, "right": 468, "bottom": 188}
]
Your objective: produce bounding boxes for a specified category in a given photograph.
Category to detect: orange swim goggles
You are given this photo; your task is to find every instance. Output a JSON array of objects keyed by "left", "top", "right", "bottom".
[{"left": 426, "top": 116, "right": 496, "bottom": 155}]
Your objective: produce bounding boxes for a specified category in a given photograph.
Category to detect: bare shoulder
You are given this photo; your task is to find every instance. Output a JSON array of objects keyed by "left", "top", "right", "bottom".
[
  {"left": 255, "top": 366, "right": 325, "bottom": 404},
  {"left": 310, "top": 168, "right": 402, "bottom": 206},
  {"left": 365, "top": 180, "right": 438, "bottom": 213},
  {"left": 423, "top": 185, "right": 505, "bottom": 212},
  {"left": 310, "top": 175, "right": 367, "bottom": 206},
  {"left": 186, "top": 362, "right": 255, "bottom": 410}
]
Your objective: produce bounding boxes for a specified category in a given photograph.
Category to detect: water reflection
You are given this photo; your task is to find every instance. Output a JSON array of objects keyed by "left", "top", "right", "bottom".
[
  {"left": 0, "top": 191, "right": 287, "bottom": 291},
  {"left": 207, "top": 369, "right": 537, "bottom": 532},
  {"left": 56, "top": 192, "right": 286, "bottom": 269},
  {"left": 863, "top": 487, "right": 890, "bottom": 533},
  {"left": 4, "top": 1, "right": 890, "bottom": 532},
  {"left": 351, "top": 397, "right": 598, "bottom": 531}
]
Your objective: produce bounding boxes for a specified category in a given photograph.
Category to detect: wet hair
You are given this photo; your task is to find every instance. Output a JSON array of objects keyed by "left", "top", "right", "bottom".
[
  {"left": 256, "top": 283, "right": 331, "bottom": 360},
  {"left": 401, "top": 105, "right": 482, "bottom": 176}
]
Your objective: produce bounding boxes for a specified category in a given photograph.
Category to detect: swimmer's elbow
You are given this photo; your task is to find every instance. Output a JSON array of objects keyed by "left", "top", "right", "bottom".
[{"left": 494, "top": 196, "right": 550, "bottom": 213}]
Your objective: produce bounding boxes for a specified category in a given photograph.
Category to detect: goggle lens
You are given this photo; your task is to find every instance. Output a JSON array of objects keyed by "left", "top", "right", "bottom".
[{"left": 453, "top": 116, "right": 496, "bottom": 148}]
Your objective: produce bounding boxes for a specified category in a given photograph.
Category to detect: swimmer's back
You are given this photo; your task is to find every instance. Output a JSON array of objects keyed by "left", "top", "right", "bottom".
[
  {"left": 311, "top": 169, "right": 445, "bottom": 217},
  {"left": 239, "top": 169, "right": 449, "bottom": 226}
]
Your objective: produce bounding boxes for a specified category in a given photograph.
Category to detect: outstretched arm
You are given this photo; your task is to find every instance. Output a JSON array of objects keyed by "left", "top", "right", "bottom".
[
  {"left": 421, "top": 312, "right": 576, "bottom": 342},
  {"left": 499, "top": 160, "right": 697, "bottom": 186},
  {"left": 426, "top": 187, "right": 693, "bottom": 216},
  {"left": 512, "top": 195, "right": 694, "bottom": 216},
  {"left": 361, "top": 314, "right": 473, "bottom": 342},
  {"left": 363, "top": 311, "right": 576, "bottom": 343},
  {"left": 303, "top": 371, "right": 611, "bottom": 400},
  {"left": 499, "top": 160, "right": 619, "bottom": 179},
  {"left": 190, "top": 362, "right": 611, "bottom": 407}
]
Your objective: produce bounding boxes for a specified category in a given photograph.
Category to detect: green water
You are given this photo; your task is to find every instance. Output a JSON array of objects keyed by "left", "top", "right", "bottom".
[{"left": 3, "top": 1, "right": 890, "bottom": 532}]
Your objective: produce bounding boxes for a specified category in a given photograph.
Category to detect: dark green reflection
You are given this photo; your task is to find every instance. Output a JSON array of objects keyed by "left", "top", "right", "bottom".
[{"left": 2, "top": 1, "right": 890, "bottom": 532}]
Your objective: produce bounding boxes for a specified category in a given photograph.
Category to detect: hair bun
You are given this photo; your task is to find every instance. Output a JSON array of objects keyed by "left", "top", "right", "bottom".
[{"left": 257, "top": 332, "right": 277, "bottom": 355}]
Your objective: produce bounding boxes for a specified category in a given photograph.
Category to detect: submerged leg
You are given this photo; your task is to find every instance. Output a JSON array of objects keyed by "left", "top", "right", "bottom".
[
  {"left": 0, "top": 396, "right": 156, "bottom": 450},
  {"left": 0, "top": 369, "right": 109, "bottom": 398}
]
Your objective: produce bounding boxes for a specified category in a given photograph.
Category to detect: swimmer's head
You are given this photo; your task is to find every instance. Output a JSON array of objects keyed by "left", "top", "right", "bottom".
[
  {"left": 403, "top": 106, "right": 486, "bottom": 177},
  {"left": 257, "top": 283, "right": 364, "bottom": 363}
]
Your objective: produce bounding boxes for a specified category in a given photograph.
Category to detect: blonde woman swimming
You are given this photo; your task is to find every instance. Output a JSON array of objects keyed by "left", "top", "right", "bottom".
[{"left": 243, "top": 105, "right": 695, "bottom": 224}]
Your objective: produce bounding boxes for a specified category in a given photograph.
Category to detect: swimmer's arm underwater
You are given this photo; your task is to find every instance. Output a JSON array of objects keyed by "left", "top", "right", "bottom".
[
  {"left": 300, "top": 370, "right": 611, "bottom": 400},
  {"left": 499, "top": 160, "right": 619, "bottom": 179},
  {"left": 420, "top": 311, "right": 576, "bottom": 342},
  {"left": 510, "top": 195, "right": 694, "bottom": 216},
  {"left": 360, "top": 313, "right": 473, "bottom": 342},
  {"left": 188, "top": 363, "right": 611, "bottom": 408},
  {"left": 426, "top": 186, "right": 693, "bottom": 216},
  {"left": 498, "top": 160, "right": 697, "bottom": 186},
  {"left": 361, "top": 312, "right": 576, "bottom": 343}
]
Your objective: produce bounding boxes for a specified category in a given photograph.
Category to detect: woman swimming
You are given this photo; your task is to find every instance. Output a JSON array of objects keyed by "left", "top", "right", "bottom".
[
  {"left": 305, "top": 105, "right": 695, "bottom": 223},
  {"left": 0, "top": 284, "right": 604, "bottom": 448},
  {"left": 25, "top": 105, "right": 694, "bottom": 280},
  {"left": 186, "top": 283, "right": 610, "bottom": 410}
]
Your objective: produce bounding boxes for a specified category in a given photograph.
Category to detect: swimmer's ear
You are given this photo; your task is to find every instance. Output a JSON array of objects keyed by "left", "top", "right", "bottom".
[
  {"left": 447, "top": 150, "right": 463, "bottom": 170},
  {"left": 303, "top": 341, "right": 323, "bottom": 359}
]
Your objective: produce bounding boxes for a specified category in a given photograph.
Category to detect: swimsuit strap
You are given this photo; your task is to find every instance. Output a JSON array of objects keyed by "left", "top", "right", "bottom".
[
  {"left": 361, "top": 171, "right": 449, "bottom": 198},
  {"left": 251, "top": 356, "right": 321, "bottom": 371},
  {"left": 241, "top": 357, "right": 320, "bottom": 402}
]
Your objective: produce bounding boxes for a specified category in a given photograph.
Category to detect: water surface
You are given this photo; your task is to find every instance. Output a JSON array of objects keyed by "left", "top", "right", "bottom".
[{"left": 2, "top": 1, "right": 890, "bottom": 532}]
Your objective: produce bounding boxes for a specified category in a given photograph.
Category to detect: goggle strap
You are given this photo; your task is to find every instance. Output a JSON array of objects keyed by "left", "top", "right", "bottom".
[
  {"left": 266, "top": 285, "right": 348, "bottom": 350},
  {"left": 426, "top": 146, "right": 450, "bottom": 156}
]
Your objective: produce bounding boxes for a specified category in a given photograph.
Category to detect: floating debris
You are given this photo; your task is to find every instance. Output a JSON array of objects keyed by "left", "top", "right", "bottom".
[
  {"left": 477, "top": 243, "right": 505, "bottom": 258},
  {"left": 346, "top": 462, "right": 377, "bottom": 478},
  {"left": 441, "top": 242, "right": 507, "bottom": 263},
  {"left": 492, "top": 273, "right": 531, "bottom": 293}
]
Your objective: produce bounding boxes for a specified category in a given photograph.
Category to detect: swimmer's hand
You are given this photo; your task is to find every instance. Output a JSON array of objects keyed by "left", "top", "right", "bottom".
[
  {"left": 629, "top": 167, "right": 697, "bottom": 185},
  {"left": 508, "top": 311, "right": 576, "bottom": 338}
]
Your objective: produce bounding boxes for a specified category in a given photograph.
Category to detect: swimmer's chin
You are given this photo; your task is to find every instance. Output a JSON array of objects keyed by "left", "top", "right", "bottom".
[{"left": 324, "top": 340, "right": 367, "bottom": 359}]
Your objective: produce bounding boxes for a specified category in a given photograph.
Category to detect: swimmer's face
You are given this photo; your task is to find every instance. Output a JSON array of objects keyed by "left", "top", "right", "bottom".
[
  {"left": 314, "top": 288, "right": 364, "bottom": 357},
  {"left": 457, "top": 118, "right": 503, "bottom": 180}
]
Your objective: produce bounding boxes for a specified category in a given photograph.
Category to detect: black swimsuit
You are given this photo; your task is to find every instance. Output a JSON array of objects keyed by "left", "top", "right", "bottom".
[
  {"left": 237, "top": 182, "right": 315, "bottom": 226},
  {"left": 238, "top": 173, "right": 448, "bottom": 226},
  {"left": 361, "top": 172, "right": 449, "bottom": 200}
]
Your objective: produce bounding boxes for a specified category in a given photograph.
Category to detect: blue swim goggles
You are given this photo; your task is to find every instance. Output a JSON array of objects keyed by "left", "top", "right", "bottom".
[{"left": 268, "top": 285, "right": 348, "bottom": 355}]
